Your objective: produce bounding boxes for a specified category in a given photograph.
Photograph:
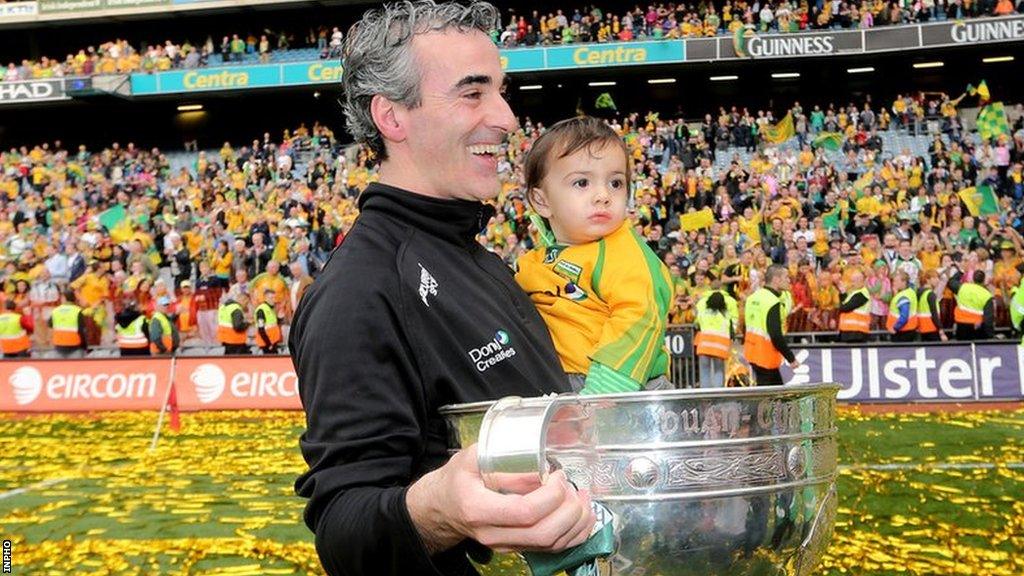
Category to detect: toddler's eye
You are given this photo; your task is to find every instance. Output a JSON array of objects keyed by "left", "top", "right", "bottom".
[
  {"left": 573, "top": 178, "right": 589, "bottom": 189},
  {"left": 610, "top": 179, "right": 625, "bottom": 190}
]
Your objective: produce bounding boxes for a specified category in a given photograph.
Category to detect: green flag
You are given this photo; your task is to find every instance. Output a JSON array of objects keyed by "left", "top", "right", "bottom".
[
  {"left": 97, "top": 204, "right": 127, "bottom": 232},
  {"left": 594, "top": 92, "right": 617, "bottom": 111},
  {"left": 958, "top": 184, "right": 999, "bottom": 217},
  {"left": 812, "top": 131, "right": 844, "bottom": 151},
  {"left": 977, "top": 102, "right": 1010, "bottom": 141}
]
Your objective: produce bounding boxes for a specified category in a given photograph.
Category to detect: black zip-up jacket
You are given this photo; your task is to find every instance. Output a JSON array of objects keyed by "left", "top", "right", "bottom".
[{"left": 290, "top": 183, "right": 570, "bottom": 576}]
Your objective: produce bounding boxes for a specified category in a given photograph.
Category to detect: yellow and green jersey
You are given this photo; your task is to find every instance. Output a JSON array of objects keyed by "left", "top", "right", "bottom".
[{"left": 515, "top": 222, "right": 673, "bottom": 392}]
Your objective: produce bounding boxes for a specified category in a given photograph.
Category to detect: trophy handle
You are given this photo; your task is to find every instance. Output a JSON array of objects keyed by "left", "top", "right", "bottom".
[{"left": 477, "top": 394, "right": 593, "bottom": 493}]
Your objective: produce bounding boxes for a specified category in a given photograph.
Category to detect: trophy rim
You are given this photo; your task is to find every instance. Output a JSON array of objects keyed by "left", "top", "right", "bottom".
[{"left": 439, "top": 382, "right": 841, "bottom": 415}]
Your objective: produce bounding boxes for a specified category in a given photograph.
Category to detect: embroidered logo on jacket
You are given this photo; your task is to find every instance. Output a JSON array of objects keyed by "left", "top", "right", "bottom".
[
  {"left": 553, "top": 260, "right": 583, "bottom": 284},
  {"left": 418, "top": 264, "right": 438, "bottom": 307}
]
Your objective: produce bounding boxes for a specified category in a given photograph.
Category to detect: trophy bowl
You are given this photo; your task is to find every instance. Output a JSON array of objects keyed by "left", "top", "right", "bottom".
[{"left": 440, "top": 382, "right": 840, "bottom": 576}]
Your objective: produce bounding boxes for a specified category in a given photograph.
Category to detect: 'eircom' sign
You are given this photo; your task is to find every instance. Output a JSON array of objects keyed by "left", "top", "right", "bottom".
[
  {"left": 173, "top": 357, "right": 300, "bottom": 410},
  {"left": 0, "top": 356, "right": 302, "bottom": 411},
  {"left": 0, "top": 358, "right": 167, "bottom": 411}
]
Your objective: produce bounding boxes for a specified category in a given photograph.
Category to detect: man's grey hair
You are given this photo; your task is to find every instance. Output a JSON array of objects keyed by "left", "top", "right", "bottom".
[
  {"left": 341, "top": 0, "right": 500, "bottom": 159},
  {"left": 765, "top": 264, "right": 789, "bottom": 286}
]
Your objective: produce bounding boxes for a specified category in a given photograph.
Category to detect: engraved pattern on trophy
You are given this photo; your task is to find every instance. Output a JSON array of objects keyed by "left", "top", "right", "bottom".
[{"left": 664, "top": 447, "right": 786, "bottom": 488}]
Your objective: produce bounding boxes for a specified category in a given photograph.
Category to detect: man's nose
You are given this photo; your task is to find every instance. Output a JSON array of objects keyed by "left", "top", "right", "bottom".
[{"left": 490, "top": 92, "right": 518, "bottom": 135}]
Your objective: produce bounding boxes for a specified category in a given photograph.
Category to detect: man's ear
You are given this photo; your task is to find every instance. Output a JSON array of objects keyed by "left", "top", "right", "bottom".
[
  {"left": 370, "top": 94, "right": 406, "bottom": 145},
  {"left": 529, "top": 187, "right": 553, "bottom": 218}
]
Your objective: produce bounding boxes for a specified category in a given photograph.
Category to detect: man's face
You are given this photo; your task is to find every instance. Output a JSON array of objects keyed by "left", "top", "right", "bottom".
[{"left": 392, "top": 30, "right": 516, "bottom": 202}]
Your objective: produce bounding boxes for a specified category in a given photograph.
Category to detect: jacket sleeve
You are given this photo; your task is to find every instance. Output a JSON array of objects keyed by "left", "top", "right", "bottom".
[
  {"left": 231, "top": 308, "right": 248, "bottom": 332},
  {"left": 588, "top": 238, "right": 673, "bottom": 387},
  {"left": 150, "top": 320, "right": 167, "bottom": 353},
  {"left": 982, "top": 298, "right": 995, "bottom": 338},
  {"left": 893, "top": 298, "right": 911, "bottom": 331},
  {"left": 292, "top": 269, "right": 448, "bottom": 576},
  {"left": 77, "top": 311, "right": 89, "bottom": 350},
  {"left": 256, "top": 308, "right": 271, "bottom": 347},
  {"left": 837, "top": 292, "right": 869, "bottom": 313},
  {"left": 766, "top": 302, "right": 795, "bottom": 363},
  {"left": 928, "top": 292, "right": 942, "bottom": 332}
]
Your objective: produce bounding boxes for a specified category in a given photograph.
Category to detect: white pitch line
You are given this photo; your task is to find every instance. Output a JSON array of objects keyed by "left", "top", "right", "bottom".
[
  {"left": 0, "top": 477, "right": 72, "bottom": 500},
  {"left": 841, "top": 462, "right": 1024, "bottom": 472}
]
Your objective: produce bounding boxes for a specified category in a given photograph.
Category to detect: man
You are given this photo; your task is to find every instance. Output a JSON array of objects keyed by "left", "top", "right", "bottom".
[
  {"left": 290, "top": 3, "right": 591, "bottom": 575},
  {"left": 176, "top": 280, "right": 198, "bottom": 341},
  {"left": 218, "top": 288, "right": 250, "bottom": 355},
  {"left": 695, "top": 275, "right": 739, "bottom": 331},
  {"left": 890, "top": 239, "right": 922, "bottom": 287},
  {"left": 149, "top": 296, "right": 179, "bottom": 355},
  {"left": 50, "top": 288, "right": 88, "bottom": 358},
  {"left": 743, "top": 264, "right": 799, "bottom": 386},
  {"left": 29, "top": 266, "right": 60, "bottom": 348},
  {"left": 694, "top": 291, "right": 732, "bottom": 388},
  {"left": 836, "top": 269, "right": 871, "bottom": 343},
  {"left": 886, "top": 271, "right": 919, "bottom": 343},
  {"left": 287, "top": 260, "right": 313, "bottom": 319},
  {"left": 114, "top": 299, "right": 150, "bottom": 356},
  {"left": 254, "top": 288, "right": 282, "bottom": 354},
  {"left": 952, "top": 270, "right": 994, "bottom": 341},
  {"left": 918, "top": 270, "right": 946, "bottom": 342},
  {"left": 1008, "top": 269, "right": 1024, "bottom": 345},
  {"left": 0, "top": 299, "right": 33, "bottom": 358}
]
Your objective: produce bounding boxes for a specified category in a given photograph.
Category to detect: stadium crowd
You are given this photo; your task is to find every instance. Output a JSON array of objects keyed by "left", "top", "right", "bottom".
[
  {"left": 0, "top": 93, "right": 1023, "bottom": 356},
  {"left": 4, "top": 0, "right": 1024, "bottom": 81}
]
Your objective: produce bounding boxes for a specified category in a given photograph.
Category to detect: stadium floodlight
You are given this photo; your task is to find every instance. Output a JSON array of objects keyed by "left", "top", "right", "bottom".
[
  {"left": 647, "top": 78, "right": 676, "bottom": 84},
  {"left": 982, "top": 56, "right": 1014, "bottom": 64},
  {"left": 912, "top": 61, "right": 944, "bottom": 69},
  {"left": 588, "top": 81, "right": 617, "bottom": 87},
  {"left": 177, "top": 104, "right": 203, "bottom": 112},
  {"left": 771, "top": 72, "right": 800, "bottom": 79},
  {"left": 846, "top": 67, "right": 875, "bottom": 74},
  {"left": 709, "top": 75, "right": 739, "bottom": 81},
  {"left": 518, "top": 84, "right": 543, "bottom": 91}
]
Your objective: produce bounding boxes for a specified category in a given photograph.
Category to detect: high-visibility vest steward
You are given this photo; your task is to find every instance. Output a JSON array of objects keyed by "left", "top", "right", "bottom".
[
  {"left": 115, "top": 315, "right": 148, "bottom": 349},
  {"left": 744, "top": 288, "right": 783, "bottom": 369},
  {"left": 917, "top": 289, "right": 938, "bottom": 334},
  {"left": 254, "top": 302, "right": 281, "bottom": 348},
  {"left": 838, "top": 287, "right": 871, "bottom": 333},
  {"left": 150, "top": 311, "right": 175, "bottom": 354},
  {"left": 695, "top": 309, "right": 730, "bottom": 360},
  {"left": 217, "top": 302, "right": 247, "bottom": 345},
  {"left": 953, "top": 283, "right": 992, "bottom": 326},
  {"left": 0, "top": 312, "right": 30, "bottom": 354},
  {"left": 1009, "top": 278, "right": 1024, "bottom": 331},
  {"left": 886, "top": 288, "right": 919, "bottom": 332},
  {"left": 51, "top": 303, "right": 83, "bottom": 347}
]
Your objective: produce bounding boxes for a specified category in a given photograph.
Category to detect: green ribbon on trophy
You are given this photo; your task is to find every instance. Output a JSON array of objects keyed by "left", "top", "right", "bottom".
[{"left": 522, "top": 502, "right": 616, "bottom": 576}]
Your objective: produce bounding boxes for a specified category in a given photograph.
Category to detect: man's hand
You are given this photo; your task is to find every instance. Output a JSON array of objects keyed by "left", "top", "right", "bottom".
[
  {"left": 405, "top": 444, "right": 596, "bottom": 556},
  {"left": 939, "top": 331, "right": 948, "bottom": 342},
  {"left": 788, "top": 359, "right": 801, "bottom": 371}
]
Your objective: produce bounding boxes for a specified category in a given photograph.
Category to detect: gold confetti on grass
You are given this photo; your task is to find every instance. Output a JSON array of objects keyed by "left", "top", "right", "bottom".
[{"left": 0, "top": 409, "right": 1021, "bottom": 575}]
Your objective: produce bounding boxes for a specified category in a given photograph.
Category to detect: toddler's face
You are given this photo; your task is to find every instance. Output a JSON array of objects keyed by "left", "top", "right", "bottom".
[{"left": 532, "top": 141, "right": 629, "bottom": 245}]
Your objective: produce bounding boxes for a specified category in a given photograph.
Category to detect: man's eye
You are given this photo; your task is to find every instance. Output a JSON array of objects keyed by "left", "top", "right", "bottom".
[{"left": 465, "top": 91, "right": 482, "bottom": 100}]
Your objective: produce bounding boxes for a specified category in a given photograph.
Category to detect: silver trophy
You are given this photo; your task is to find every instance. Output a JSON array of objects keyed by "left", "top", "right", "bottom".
[{"left": 441, "top": 382, "right": 840, "bottom": 576}]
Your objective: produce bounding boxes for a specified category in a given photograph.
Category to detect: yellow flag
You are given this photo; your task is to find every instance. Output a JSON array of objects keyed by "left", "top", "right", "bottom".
[
  {"left": 680, "top": 208, "right": 715, "bottom": 231},
  {"left": 762, "top": 113, "right": 795, "bottom": 144}
]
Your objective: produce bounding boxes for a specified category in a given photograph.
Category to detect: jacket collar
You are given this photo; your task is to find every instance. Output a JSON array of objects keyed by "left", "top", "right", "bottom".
[{"left": 359, "top": 182, "right": 495, "bottom": 245}]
